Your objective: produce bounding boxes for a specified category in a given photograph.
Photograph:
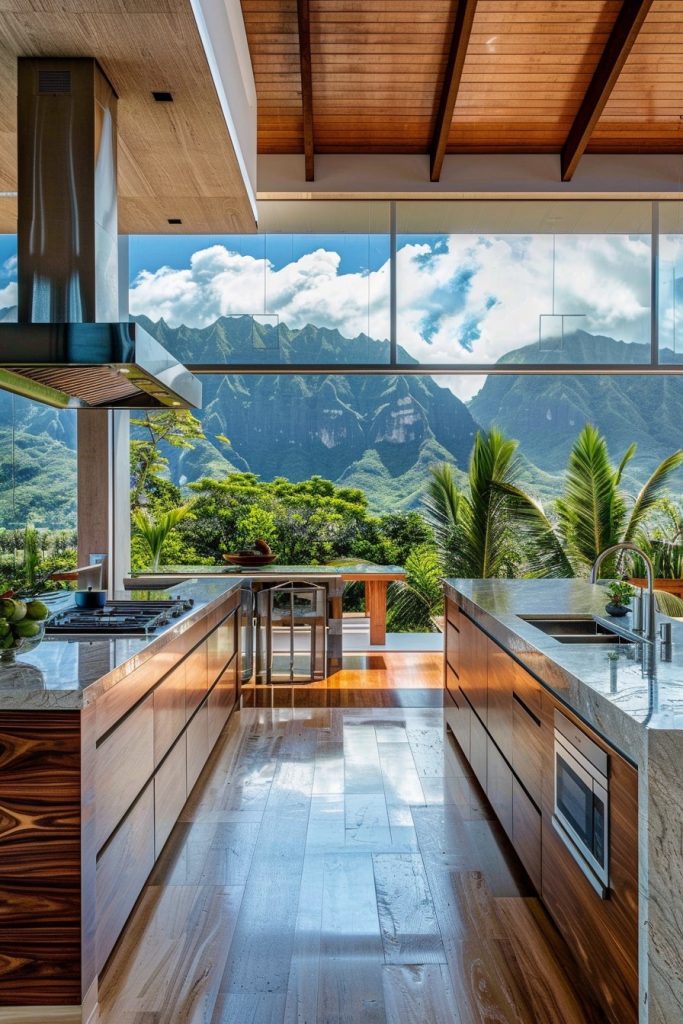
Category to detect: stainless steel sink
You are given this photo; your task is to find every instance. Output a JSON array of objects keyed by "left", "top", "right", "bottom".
[{"left": 520, "top": 615, "right": 636, "bottom": 645}]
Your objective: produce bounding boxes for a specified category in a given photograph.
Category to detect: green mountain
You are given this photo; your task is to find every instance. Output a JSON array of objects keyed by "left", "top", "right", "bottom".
[
  {"left": 134, "top": 317, "right": 479, "bottom": 511},
  {"left": 469, "top": 331, "right": 683, "bottom": 484}
]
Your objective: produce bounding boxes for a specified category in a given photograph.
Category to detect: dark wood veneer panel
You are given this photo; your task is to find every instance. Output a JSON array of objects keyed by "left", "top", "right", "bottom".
[{"left": 0, "top": 710, "right": 82, "bottom": 1004}]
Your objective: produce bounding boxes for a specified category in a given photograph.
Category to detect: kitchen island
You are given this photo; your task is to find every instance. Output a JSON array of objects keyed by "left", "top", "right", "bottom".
[
  {"left": 127, "top": 563, "right": 406, "bottom": 649},
  {"left": 444, "top": 578, "right": 683, "bottom": 1024},
  {"left": 0, "top": 579, "right": 242, "bottom": 1024}
]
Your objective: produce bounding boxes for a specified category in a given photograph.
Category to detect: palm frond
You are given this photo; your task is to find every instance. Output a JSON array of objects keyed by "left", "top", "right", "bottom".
[
  {"left": 495, "top": 481, "right": 574, "bottom": 577},
  {"left": 386, "top": 545, "right": 443, "bottom": 632},
  {"left": 422, "top": 464, "right": 467, "bottom": 549},
  {"left": 654, "top": 590, "right": 683, "bottom": 619},
  {"left": 623, "top": 450, "right": 683, "bottom": 545},
  {"left": 132, "top": 504, "right": 192, "bottom": 571},
  {"left": 556, "top": 424, "right": 624, "bottom": 571}
]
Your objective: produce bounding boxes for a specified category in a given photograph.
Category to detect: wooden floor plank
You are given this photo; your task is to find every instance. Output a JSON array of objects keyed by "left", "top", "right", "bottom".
[
  {"left": 382, "top": 964, "right": 462, "bottom": 1024},
  {"left": 98, "top": 885, "right": 244, "bottom": 1024},
  {"left": 148, "top": 820, "right": 261, "bottom": 887},
  {"left": 373, "top": 853, "right": 446, "bottom": 964}
]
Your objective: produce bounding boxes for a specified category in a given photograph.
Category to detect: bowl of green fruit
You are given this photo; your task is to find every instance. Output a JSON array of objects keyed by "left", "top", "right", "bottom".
[{"left": 0, "top": 597, "right": 50, "bottom": 664}]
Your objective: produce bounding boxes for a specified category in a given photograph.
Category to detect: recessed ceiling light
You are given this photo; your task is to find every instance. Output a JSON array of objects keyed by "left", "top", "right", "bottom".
[
  {"left": 168, "top": 218, "right": 182, "bottom": 225},
  {"left": 152, "top": 91, "right": 173, "bottom": 102}
]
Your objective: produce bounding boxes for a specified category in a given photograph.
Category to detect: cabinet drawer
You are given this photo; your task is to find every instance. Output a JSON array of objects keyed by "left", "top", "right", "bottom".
[
  {"left": 185, "top": 638, "right": 209, "bottom": 718},
  {"left": 487, "top": 736, "right": 513, "bottom": 838},
  {"left": 187, "top": 702, "right": 209, "bottom": 792},
  {"left": 153, "top": 662, "right": 186, "bottom": 766},
  {"left": 512, "top": 661, "right": 542, "bottom": 720},
  {"left": 459, "top": 614, "right": 488, "bottom": 724},
  {"left": 445, "top": 681, "right": 470, "bottom": 762},
  {"left": 155, "top": 734, "right": 187, "bottom": 858},
  {"left": 512, "top": 777, "right": 541, "bottom": 892},
  {"left": 208, "top": 612, "right": 237, "bottom": 687},
  {"left": 445, "top": 617, "right": 461, "bottom": 678},
  {"left": 512, "top": 694, "right": 543, "bottom": 808},
  {"left": 487, "top": 643, "right": 513, "bottom": 763},
  {"left": 95, "top": 693, "right": 154, "bottom": 851},
  {"left": 208, "top": 658, "right": 238, "bottom": 748},
  {"left": 96, "top": 782, "right": 155, "bottom": 973},
  {"left": 469, "top": 707, "right": 487, "bottom": 790}
]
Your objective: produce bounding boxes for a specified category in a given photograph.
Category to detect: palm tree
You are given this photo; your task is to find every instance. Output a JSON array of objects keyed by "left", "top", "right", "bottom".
[
  {"left": 387, "top": 545, "right": 443, "bottom": 632},
  {"left": 525, "top": 424, "right": 683, "bottom": 578},
  {"left": 424, "top": 428, "right": 560, "bottom": 578}
]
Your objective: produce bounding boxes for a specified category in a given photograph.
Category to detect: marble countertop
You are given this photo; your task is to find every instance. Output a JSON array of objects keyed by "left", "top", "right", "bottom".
[
  {"left": 0, "top": 579, "right": 241, "bottom": 712},
  {"left": 444, "top": 578, "right": 683, "bottom": 764}
]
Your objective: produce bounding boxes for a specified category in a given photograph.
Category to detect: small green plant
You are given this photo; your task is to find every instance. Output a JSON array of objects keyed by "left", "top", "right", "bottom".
[
  {"left": 23, "top": 525, "right": 40, "bottom": 591},
  {"left": 606, "top": 580, "right": 635, "bottom": 607},
  {"left": 132, "top": 504, "right": 193, "bottom": 572}
]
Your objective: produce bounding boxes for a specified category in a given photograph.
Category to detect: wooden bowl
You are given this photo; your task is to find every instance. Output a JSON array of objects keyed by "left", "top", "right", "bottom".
[{"left": 223, "top": 553, "right": 277, "bottom": 568}]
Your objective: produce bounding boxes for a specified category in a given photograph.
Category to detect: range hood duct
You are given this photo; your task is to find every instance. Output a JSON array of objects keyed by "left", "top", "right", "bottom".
[{"left": 0, "top": 57, "right": 201, "bottom": 410}]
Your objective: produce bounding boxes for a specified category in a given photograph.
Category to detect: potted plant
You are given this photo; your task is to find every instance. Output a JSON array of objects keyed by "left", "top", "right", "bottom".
[{"left": 605, "top": 581, "right": 635, "bottom": 618}]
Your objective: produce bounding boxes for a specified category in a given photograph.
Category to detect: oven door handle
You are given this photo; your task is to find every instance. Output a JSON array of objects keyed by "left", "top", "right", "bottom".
[{"left": 554, "top": 738, "right": 597, "bottom": 790}]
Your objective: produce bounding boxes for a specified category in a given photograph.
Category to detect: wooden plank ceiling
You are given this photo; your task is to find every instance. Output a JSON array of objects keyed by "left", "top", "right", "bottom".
[
  {"left": 242, "top": 0, "right": 681, "bottom": 180},
  {"left": 0, "top": 0, "right": 257, "bottom": 234}
]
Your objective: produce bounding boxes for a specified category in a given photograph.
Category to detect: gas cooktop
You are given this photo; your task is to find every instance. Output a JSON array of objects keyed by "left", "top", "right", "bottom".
[{"left": 45, "top": 598, "right": 194, "bottom": 636}]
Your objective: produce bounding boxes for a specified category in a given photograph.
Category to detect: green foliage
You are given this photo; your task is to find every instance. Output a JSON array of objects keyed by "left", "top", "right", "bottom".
[
  {"left": 130, "top": 410, "right": 205, "bottom": 508},
  {"left": 23, "top": 526, "right": 39, "bottom": 590},
  {"left": 606, "top": 581, "right": 635, "bottom": 607},
  {"left": 542, "top": 424, "right": 683, "bottom": 578},
  {"left": 424, "top": 430, "right": 538, "bottom": 579},
  {"left": 132, "top": 504, "right": 193, "bottom": 572},
  {"left": 387, "top": 545, "right": 443, "bottom": 632}
]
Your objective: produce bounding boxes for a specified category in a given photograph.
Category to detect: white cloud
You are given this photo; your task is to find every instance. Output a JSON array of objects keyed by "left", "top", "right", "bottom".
[
  {"left": 129, "top": 232, "right": 652, "bottom": 368},
  {"left": 130, "top": 244, "right": 390, "bottom": 340}
]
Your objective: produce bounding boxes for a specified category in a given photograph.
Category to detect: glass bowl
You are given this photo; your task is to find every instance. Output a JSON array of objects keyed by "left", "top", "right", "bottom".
[{"left": 0, "top": 620, "right": 46, "bottom": 665}]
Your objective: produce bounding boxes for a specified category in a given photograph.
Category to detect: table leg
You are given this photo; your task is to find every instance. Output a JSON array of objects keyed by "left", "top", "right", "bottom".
[{"left": 365, "top": 580, "right": 388, "bottom": 646}]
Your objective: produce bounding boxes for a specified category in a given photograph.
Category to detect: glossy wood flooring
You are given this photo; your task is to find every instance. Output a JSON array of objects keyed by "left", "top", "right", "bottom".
[
  {"left": 241, "top": 653, "right": 444, "bottom": 708},
  {"left": 98, "top": 706, "right": 604, "bottom": 1024}
]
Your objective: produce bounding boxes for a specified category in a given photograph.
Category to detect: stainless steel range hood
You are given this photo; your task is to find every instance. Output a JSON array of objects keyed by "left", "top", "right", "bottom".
[{"left": 0, "top": 57, "right": 201, "bottom": 410}]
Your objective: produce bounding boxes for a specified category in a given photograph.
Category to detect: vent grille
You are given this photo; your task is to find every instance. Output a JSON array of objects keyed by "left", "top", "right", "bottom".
[{"left": 38, "top": 69, "right": 71, "bottom": 95}]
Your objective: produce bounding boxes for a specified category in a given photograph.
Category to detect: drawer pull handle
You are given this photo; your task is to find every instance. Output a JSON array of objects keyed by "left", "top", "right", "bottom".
[{"left": 513, "top": 691, "right": 541, "bottom": 727}]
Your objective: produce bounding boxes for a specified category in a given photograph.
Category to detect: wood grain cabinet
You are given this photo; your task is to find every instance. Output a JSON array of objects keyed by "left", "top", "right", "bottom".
[
  {"left": 444, "top": 670, "right": 470, "bottom": 761},
  {"left": 486, "top": 735, "right": 512, "bottom": 837},
  {"left": 445, "top": 599, "right": 461, "bottom": 678},
  {"left": 443, "top": 593, "right": 639, "bottom": 1024},
  {"left": 459, "top": 612, "right": 488, "bottom": 724},
  {"left": 540, "top": 693, "right": 639, "bottom": 1024},
  {"left": 207, "top": 613, "right": 237, "bottom": 686},
  {"left": 96, "top": 782, "right": 155, "bottom": 973},
  {"left": 187, "top": 701, "right": 209, "bottom": 792},
  {"left": 95, "top": 693, "right": 154, "bottom": 851},
  {"left": 208, "top": 656, "right": 238, "bottom": 748},
  {"left": 512, "top": 777, "right": 541, "bottom": 891},
  {"left": 185, "top": 637, "right": 210, "bottom": 718},
  {"left": 487, "top": 642, "right": 514, "bottom": 762},
  {"left": 155, "top": 733, "right": 187, "bottom": 858},
  {"left": 153, "top": 661, "right": 186, "bottom": 766},
  {"left": 469, "top": 705, "right": 488, "bottom": 790}
]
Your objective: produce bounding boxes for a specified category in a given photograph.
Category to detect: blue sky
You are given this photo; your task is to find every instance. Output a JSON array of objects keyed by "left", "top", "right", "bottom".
[{"left": 129, "top": 233, "right": 385, "bottom": 282}]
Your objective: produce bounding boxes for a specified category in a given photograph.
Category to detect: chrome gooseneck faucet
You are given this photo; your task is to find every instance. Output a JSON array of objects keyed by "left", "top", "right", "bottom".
[{"left": 589, "top": 542, "right": 657, "bottom": 644}]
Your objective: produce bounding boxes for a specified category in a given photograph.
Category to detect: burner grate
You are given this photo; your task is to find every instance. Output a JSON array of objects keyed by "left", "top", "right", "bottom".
[{"left": 45, "top": 598, "right": 193, "bottom": 636}]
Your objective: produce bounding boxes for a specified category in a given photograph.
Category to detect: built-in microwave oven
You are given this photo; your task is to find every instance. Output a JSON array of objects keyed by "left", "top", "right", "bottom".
[{"left": 552, "top": 708, "right": 610, "bottom": 897}]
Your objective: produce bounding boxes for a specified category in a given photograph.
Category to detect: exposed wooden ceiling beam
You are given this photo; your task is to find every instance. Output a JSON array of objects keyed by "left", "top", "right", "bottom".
[
  {"left": 430, "top": 0, "right": 478, "bottom": 182},
  {"left": 297, "top": 0, "right": 315, "bottom": 181},
  {"left": 561, "top": 0, "right": 654, "bottom": 181}
]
